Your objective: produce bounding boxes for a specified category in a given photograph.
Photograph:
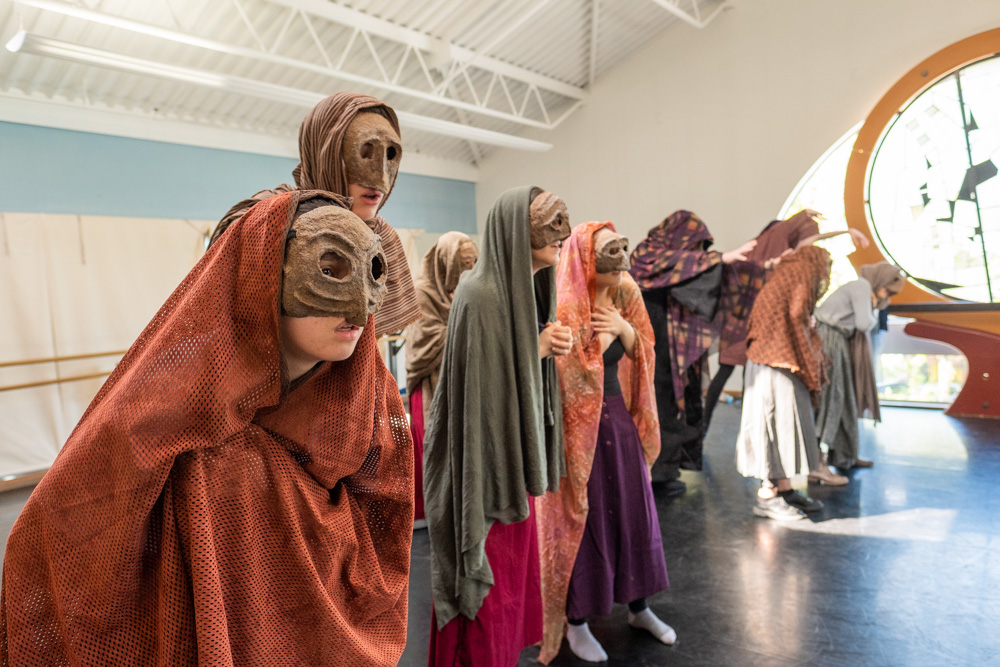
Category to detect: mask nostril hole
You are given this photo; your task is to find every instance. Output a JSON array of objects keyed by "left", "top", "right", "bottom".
[
  {"left": 387, "top": 146, "right": 397, "bottom": 160},
  {"left": 361, "top": 142, "right": 374, "bottom": 159},
  {"left": 371, "top": 255, "right": 385, "bottom": 281}
]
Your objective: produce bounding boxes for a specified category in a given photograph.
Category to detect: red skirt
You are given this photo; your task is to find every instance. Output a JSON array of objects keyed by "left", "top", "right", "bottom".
[
  {"left": 428, "top": 496, "right": 542, "bottom": 666},
  {"left": 409, "top": 385, "right": 426, "bottom": 522}
]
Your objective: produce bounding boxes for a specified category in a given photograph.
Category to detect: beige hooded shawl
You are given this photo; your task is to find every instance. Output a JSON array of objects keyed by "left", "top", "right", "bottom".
[
  {"left": 211, "top": 92, "right": 419, "bottom": 337},
  {"left": 405, "top": 232, "right": 478, "bottom": 423}
]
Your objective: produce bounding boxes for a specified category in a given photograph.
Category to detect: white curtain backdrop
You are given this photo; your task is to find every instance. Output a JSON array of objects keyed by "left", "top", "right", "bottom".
[
  {"left": 0, "top": 214, "right": 432, "bottom": 479},
  {"left": 0, "top": 213, "right": 212, "bottom": 477}
]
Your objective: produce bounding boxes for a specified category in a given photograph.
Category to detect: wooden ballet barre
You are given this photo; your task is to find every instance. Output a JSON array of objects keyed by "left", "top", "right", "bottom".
[
  {"left": 0, "top": 469, "right": 48, "bottom": 493},
  {"left": 0, "top": 350, "right": 127, "bottom": 368},
  {"left": 0, "top": 372, "right": 112, "bottom": 393}
]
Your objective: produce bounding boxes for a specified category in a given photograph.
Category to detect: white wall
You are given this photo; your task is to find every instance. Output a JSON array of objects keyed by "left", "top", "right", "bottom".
[{"left": 476, "top": 0, "right": 1000, "bottom": 249}]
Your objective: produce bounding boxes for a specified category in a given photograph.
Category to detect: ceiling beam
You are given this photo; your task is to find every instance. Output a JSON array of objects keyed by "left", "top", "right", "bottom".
[
  {"left": 5, "top": 31, "right": 555, "bottom": 152},
  {"left": 648, "top": 0, "right": 728, "bottom": 29},
  {"left": 263, "top": 0, "right": 587, "bottom": 100},
  {"left": 588, "top": 0, "right": 599, "bottom": 88},
  {"left": 16, "top": 0, "right": 584, "bottom": 130}
]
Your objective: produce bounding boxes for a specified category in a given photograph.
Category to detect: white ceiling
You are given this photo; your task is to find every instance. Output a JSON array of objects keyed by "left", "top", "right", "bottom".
[{"left": 0, "top": 0, "right": 726, "bottom": 175}]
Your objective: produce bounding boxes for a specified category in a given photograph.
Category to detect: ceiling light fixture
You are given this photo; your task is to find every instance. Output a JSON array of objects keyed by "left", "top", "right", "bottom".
[{"left": 5, "top": 30, "right": 553, "bottom": 152}]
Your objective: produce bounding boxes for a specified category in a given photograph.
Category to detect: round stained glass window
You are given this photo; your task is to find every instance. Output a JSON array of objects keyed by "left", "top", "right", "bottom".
[{"left": 867, "top": 54, "right": 1000, "bottom": 303}]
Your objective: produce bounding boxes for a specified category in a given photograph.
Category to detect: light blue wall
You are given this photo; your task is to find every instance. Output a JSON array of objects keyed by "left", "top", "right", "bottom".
[{"left": 0, "top": 121, "right": 476, "bottom": 233}]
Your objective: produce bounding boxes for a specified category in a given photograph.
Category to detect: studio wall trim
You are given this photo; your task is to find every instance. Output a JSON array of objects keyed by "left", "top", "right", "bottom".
[{"left": 0, "top": 121, "right": 477, "bottom": 234}]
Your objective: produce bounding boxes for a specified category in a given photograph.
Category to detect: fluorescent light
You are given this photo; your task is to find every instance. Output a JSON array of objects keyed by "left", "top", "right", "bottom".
[
  {"left": 6, "top": 31, "right": 226, "bottom": 88},
  {"left": 5, "top": 30, "right": 553, "bottom": 152}
]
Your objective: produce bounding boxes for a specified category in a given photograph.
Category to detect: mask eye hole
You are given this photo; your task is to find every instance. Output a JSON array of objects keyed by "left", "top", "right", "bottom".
[
  {"left": 320, "top": 251, "right": 351, "bottom": 280},
  {"left": 361, "top": 142, "right": 375, "bottom": 159},
  {"left": 371, "top": 255, "right": 385, "bottom": 281},
  {"left": 387, "top": 145, "right": 398, "bottom": 160}
]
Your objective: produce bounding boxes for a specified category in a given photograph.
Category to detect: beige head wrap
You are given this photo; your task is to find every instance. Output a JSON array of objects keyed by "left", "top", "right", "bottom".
[{"left": 860, "top": 262, "right": 906, "bottom": 310}]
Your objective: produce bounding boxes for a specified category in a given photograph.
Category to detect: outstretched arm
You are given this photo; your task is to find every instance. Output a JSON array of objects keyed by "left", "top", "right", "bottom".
[{"left": 796, "top": 228, "right": 870, "bottom": 251}]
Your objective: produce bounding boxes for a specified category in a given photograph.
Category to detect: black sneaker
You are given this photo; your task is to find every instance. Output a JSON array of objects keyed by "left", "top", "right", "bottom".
[
  {"left": 660, "top": 478, "right": 687, "bottom": 498},
  {"left": 753, "top": 496, "right": 806, "bottom": 521},
  {"left": 779, "top": 490, "right": 823, "bottom": 513}
]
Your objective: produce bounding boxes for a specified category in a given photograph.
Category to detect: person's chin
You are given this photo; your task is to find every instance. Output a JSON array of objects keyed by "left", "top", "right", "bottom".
[
  {"left": 352, "top": 207, "right": 377, "bottom": 221},
  {"left": 325, "top": 340, "right": 360, "bottom": 362}
]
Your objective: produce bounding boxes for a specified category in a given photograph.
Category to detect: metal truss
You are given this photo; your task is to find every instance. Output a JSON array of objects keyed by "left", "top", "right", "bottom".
[
  {"left": 17, "top": 0, "right": 589, "bottom": 131},
  {"left": 648, "top": 0, "right": 728, "bottom": 29}
]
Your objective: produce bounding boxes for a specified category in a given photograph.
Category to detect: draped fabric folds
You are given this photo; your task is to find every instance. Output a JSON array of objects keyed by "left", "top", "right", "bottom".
[
  {"left": 0, "top": 192, "right": 413, "bottom": 666},
  {"left": 405, "top": 231, "right": 477, "bottom": 424},
  {"left": 746, "top": 245, "right": 832, "bottom": 403},
  {"left": 718, "top": 210, "right": 820, "bottom": 366},
  {"left": 630, "top": 210, "right": 764, "bottom": 410},
  {"left": 629, "top": 211, "right": 722, "bottom": 406},
  {"left": 535, "top": 222, "right": 659, "bottom": 665},
  {"left": 423, "top": 186, "right": 565, "bottom": 628},
  {"left": 210, "top": 92, "right": 419, "bottom": 337},
  {"left": 850, "top": 329, "right": 881, "bottom": 422}
]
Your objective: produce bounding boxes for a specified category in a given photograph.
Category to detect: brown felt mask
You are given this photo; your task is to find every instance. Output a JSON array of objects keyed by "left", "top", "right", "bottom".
[
  {"left": 282, "top": 205, "right": 388, "bottom": 326},
  {"left": 529, "top": 191, "right": 570, "bottom": 250},
  {"left": 342, "top": 112, "right": 402, "bottom": 196},
  {"left": 595, "top": 232, "right": 631, "bottom": 273},
  {"left": 457, "top": 241, "right": 478, "bottom": 272}
]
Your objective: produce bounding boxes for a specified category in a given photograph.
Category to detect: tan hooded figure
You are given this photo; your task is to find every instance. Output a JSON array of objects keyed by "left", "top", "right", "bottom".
[{"left": 212, "top": 92, "right": 420, "bottom": 337}]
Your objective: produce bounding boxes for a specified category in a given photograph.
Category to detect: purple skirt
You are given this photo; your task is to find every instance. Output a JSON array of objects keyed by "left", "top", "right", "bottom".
[{"left": 566, "top": 393, "right": 670, "bottom": 619}]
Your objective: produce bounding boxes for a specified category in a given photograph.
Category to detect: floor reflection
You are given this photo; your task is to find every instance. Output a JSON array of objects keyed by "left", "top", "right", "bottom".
[{"left": 0, "top": 406, "right": 996, "bottom": 666}]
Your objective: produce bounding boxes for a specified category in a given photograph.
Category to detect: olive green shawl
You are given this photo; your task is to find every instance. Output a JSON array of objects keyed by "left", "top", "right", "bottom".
[{"left": 423, "top": 185, "right": 565, "bottom": 628}]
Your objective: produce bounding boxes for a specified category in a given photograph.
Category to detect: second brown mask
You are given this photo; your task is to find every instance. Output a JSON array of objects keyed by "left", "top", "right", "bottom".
[
  {"left": 529, "top": 191, "right": 571, "bottom": 250},
  {"left": 282, "top": 205, "right": 388, "bottom": 327},
  {"left": 342, "top": 111, "right": 402, "bottom": 199},
  {"left": 595, "top": 232, "right": 631, "bottom": 273}
]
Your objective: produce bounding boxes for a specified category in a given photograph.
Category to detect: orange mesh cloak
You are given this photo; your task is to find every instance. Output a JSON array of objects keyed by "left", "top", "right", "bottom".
[
  {"left": 535, "top": 222, "right": 660, "bottom": 664},
  {"left": 0, "top": 192, "right": 413, "bottom": 666}
]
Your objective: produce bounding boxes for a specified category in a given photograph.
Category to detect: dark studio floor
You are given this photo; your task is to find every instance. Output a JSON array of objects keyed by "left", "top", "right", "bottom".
[
  {"left": 400, "top": 405, "right": 1000, "bottom": 667},
  {"left": 0, "top": 406, "right": 997, "bottom": 666}
]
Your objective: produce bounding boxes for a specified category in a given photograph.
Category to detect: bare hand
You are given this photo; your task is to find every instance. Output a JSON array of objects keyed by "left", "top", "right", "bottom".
[
  {"left": 539, "top": 321, "right": 573, "bottom": 358},
  {"left": 848, "top": 228, "right": 871, "bottom": 249},
  {"left": 591, "top": 305, "right": 628, "bottom": 337},
  {"left": 722, "top": 239, "right": 757, "bottom": 264}
]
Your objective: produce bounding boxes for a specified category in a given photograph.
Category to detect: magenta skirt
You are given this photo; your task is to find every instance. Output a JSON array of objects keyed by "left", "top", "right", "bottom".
[{"left": 428, "top": 496, "right": 543, "bottom": 667}]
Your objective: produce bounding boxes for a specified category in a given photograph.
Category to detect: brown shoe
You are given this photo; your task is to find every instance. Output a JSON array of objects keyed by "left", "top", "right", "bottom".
[
  {"left": 852, "top": 459, "right": 874, "bottom": 468},
  {"left": 807, "top": 467, "right": 849, "bottom": 486}
]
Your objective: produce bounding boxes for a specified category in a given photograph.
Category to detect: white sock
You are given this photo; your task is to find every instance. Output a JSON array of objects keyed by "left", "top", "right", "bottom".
[
  {"left": 565, "top": 622, "right": 608, "bottom": 662},
  {"left": 628, "top": 608, "right": 677, "bottom": 645}
]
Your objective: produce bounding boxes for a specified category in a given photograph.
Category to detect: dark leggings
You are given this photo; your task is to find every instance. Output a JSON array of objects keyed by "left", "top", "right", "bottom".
[
  {"left": 702, "top": 363, "right": 735, "bottom": 432},
  {"left": 568, "top": 599, "right": 648, "bottom": 625}
]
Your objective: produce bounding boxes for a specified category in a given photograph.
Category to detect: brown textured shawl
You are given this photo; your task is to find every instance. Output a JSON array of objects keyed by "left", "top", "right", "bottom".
[
  {"left": 405, "top": 232, "right": 478, "bottom": 423},
  {"left": 0, "top": 192, "right": 413, "bottom": 666},
  {"left": 746, "top": 245, "right": 832, "bottom": 402},
  {"left": 718, "top": 211, "right": 821, "bottom": 366},
  {"left": 211, "top": 92, "right": 419, "bottom": 336},
  {"left": 748, "top": 209, "right": 822, "bottom": 264}
]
